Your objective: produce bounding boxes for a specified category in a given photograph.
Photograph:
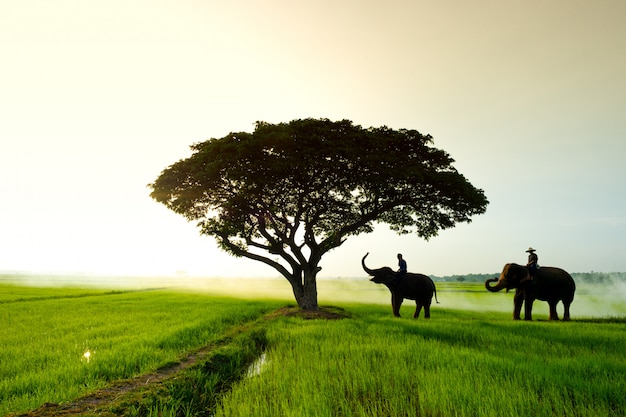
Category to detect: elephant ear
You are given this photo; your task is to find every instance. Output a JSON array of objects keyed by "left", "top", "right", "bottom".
[{"left": 518, "top": 264, "right": 532, "bottom": 285}]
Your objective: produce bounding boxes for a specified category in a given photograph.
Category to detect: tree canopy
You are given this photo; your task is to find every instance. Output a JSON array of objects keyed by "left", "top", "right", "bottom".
[{"left": 149, "top": 118, "right": 488, "bottom": 309}]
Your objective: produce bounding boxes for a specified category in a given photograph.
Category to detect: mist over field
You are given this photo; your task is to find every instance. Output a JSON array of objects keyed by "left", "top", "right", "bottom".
[
  {"left": 574, "top": 276, "right": 626, "bottom": 318},
  {"left": 2, "top": 272, "right": 624, "bottom": 319}
]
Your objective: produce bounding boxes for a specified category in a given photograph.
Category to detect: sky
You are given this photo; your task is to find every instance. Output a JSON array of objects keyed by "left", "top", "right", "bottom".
[{"left": 1, "top": 0, "right": 625, "bottom": 279}]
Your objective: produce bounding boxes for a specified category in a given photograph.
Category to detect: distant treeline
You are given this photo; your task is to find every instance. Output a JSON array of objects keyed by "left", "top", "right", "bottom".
[
  {"left": 433, "top": 271, "right": 626, "bottom": 284},
  {"left": 432, "top": 273, "right": 497, "bottom": 283}
]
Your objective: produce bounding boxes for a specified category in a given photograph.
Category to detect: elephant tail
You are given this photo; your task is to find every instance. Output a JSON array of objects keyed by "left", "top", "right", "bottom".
[{"left": 433, "top": 280, "right": 440, "bottom": 304}]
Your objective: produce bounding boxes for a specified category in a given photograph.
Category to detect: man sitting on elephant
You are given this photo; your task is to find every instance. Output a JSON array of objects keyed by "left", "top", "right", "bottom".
[
  {"left": 392, "top": 253, "right": 407, "bottom": 285},
  {"left": 525, "top": 247, "right": 539, "bottom": 281}
]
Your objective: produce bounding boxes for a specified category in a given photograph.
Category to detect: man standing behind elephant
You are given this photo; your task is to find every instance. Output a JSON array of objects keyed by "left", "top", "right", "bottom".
[{"left": 526, "top": 247, "right": 539, "bottom": 281}]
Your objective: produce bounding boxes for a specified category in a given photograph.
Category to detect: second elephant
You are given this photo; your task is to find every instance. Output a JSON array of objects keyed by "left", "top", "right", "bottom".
[{"left": 485, "top": 263, "right": 575, "bottom": 320}]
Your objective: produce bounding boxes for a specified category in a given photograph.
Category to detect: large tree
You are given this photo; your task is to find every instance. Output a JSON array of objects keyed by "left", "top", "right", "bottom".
[{"left": 149, "top": 118, "right": 488, "bottom": 310}]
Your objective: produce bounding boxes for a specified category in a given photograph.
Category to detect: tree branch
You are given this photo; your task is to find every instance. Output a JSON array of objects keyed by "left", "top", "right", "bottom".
[{"left": 217, "top": 233, "right": 294, "bottom": 279}]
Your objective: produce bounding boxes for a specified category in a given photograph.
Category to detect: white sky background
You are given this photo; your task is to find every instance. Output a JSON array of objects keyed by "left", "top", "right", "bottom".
[{"left": 1, "top": 0, "right": 625, "bottom": 278}]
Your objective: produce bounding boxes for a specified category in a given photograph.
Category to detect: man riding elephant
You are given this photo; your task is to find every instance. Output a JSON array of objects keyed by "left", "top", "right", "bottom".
[
  {"left": 525, "top": 247, "right": 539, "bottom": 282},
  {"left": 395, "top": 253, "right": 407, "bottom": 282}
]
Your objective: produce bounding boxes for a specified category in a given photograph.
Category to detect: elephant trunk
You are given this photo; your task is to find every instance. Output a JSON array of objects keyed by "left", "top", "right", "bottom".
[
  {"left": 485, "top": 277, "right": 507, "bottom": 292},
  {"left": 361, "top": 253, "right": 376, "bottom": 276}
]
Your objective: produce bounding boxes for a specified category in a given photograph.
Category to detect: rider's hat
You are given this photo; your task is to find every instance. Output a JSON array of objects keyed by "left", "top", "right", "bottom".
[{"left": 525, "top": 247, "right": 536, "bottom": 253}]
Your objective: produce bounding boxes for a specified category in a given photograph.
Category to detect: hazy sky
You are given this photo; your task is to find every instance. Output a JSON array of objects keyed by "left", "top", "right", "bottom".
[{"left": 1, "top": 0, "right": 625, "bottom": 278}]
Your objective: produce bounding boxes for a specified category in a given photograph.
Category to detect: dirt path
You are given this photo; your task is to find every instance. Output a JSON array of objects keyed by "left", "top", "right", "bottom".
[
  {"left": 14, "top": 341, "right": 220, "bottom": 417},
  {"left": 12, "top": 306, "right": 346, "bottom": 417}
]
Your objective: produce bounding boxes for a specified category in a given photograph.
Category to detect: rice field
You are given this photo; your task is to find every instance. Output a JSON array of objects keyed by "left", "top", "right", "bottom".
[
  {"left": 1, "top": 276, "right": 624, "bottom": 416},
  {"left": 216, "top": 306, "right": 626, "bottom": 417},
  {"left": 0, "top": 283, "right": 281, "bottom": 415}
]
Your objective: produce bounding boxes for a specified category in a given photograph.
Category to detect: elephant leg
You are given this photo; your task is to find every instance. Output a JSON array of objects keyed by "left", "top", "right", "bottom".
[
  {"left": 548, "top": 301, "right": 559, "bottom": 320},
  {"left": 563, "top": 301, "right": 572, "bottom": 321},
  {"left": 413, "top": 302, "right": 423, "bottom": 319},
  {"left": 524, "top": 298, "right": 534, "bottom": 321},
  {"left": 513, "top": 292, "right": 524, "bottom": 320},
  {"left": 391, "top": 294, "right": 403, "bottom": 317},
  {"left": 423, "top": 302, "right": 431, "bottom": 319}
]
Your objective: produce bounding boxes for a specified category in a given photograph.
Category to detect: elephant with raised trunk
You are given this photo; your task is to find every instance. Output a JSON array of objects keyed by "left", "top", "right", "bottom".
[
  {"left": 485, "top": 263, "right": 575, "bottom": 321},
  {"left": 362, "top": 253, "right": 439, "bottom": 318}
]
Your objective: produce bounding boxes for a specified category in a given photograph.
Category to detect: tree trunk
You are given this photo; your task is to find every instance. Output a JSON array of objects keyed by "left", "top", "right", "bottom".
[{"left": 291, "top": 269, "right": 319, "bottom": 310}]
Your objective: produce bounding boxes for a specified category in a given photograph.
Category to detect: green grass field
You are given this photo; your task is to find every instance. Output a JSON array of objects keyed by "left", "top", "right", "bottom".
[
  {"left": 217, "top": 307, "right": 626, "bottom": 417},
  {"left": 1, "top": 277, "right": 625, "bottom": 416},
  {"left": 0, "top": 282, "right": 282, "bottom": 415}
]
